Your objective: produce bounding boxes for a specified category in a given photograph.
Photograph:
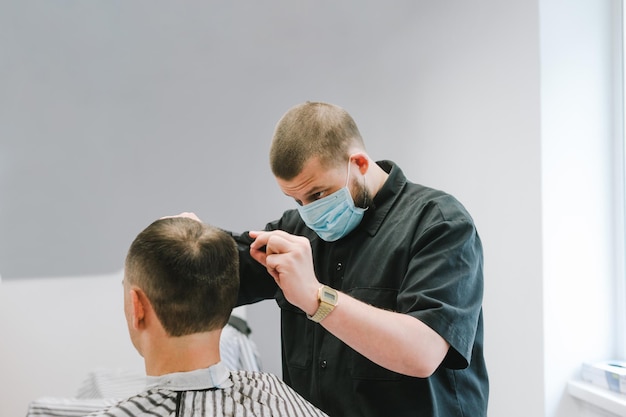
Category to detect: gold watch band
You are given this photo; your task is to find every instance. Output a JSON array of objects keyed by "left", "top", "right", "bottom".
[
  {"left": 307, "top": 285, "right": 338, "bottom": 323},
  {"left": 309, "top": 302, "right": 334, "bottom": 323}
]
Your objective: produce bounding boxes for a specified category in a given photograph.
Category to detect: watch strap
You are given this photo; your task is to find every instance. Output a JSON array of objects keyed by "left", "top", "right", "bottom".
[
  {"left": 308, "top": 301, "right": 335, "bottom": 323},
  {"left": 307, "top": 285, "right": 338, "bottom": 323}
]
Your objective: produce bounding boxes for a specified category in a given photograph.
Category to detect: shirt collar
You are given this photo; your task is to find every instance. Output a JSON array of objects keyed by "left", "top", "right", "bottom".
[
  {"left": 362, "top": 160, "right": 406, "bottom": 237},
  {"left": 145, "top": 361, "right": 233, "bottom": 391}
]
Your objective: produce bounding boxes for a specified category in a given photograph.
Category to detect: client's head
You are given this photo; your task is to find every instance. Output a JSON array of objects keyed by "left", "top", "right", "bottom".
[{"left": 123, "top": 217, "right": 240, "bottom": 338}]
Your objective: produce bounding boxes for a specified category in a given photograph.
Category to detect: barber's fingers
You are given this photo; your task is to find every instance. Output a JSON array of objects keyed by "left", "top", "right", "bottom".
[
  {"left": 248, "top": 233, "right": 286, "bottom": 284},
  {"left": 263, "top": 236, "right": 303, "bottom": 287},
  {"left": 249, "top": 230, "right": 277, "bottom": 250},
  {"left": 248, "top": 232, "right": 285, "bottom": 265},
  {"left": 250, "top": 233, "right": 294, "bottom": 268},
  {"left": 268, "top": 234, "right": 305, "bottom": 257},
  {"left": 249, "top": 230, "right": 302, "bottom": 252},
  {"left": 249, "top": 243, "right": 268, "bottom": 267}
]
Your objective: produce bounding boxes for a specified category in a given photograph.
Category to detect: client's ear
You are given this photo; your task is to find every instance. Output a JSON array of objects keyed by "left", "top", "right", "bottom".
[{"left": 129, "top": 288, "right": 147, "bottom": 330}]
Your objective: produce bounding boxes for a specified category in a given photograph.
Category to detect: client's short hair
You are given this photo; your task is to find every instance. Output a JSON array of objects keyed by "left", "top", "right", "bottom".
[{"left": 125, "top": 217, "right": 239, "bottom": 337}]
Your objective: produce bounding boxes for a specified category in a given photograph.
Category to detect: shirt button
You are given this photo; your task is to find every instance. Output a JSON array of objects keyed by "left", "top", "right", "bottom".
[
  {"left": 336, "top": 263, "right": 343, "bottom": 271},
  {"left": 320, "top": 360, "right": 327, "bottom": 369}
]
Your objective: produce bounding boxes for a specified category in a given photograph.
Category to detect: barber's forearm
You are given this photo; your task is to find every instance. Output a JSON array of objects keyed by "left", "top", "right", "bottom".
[{"left": 319, "top": 292, "right": 450, "bottom": 378}]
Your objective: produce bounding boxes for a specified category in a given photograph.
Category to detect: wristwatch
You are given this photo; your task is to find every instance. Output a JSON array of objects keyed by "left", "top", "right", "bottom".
[{"left": 307, "top": 285, "right": 339, "bottom": 323}]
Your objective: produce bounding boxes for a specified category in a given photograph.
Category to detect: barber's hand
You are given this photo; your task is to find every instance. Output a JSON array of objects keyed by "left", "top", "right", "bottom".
[
  {"left": 160, "top": 212, "right": 202, "bottom": 222},
  {"left": 249, "top": 230, "right": 320, "bottom": 316}
]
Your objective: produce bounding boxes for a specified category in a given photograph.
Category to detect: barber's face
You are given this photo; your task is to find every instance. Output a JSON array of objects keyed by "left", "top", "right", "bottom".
[{"left": 277, "top": 156, "right": 366, "bottom": 207}]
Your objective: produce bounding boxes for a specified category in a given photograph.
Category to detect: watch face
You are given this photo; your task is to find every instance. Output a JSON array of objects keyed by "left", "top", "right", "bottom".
[{"left": 321, "top": 287, "right": 338, "bottom": 304}]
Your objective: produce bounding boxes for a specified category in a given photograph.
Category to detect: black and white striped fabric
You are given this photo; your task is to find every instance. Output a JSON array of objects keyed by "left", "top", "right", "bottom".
[
  {"left": 220, "top": 323, "right": 262, "bottom": 373},
  {"left": 86, "top": 363, "right": 328, "bottom": 417},
  {"left": 26, "top": 397, "right": 119, "bottom": 417}
]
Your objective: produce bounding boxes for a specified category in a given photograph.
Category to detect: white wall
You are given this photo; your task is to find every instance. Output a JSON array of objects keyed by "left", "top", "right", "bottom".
[
  {"left": 541, "top": 0, "right": 623, "bottom": 416},
  {"left": 0, "top": 1, "right": 622, "bottom": 417},
  {"left": 399, "top": 3, "right": 546, "bottom": 416},
  {"left": 0, "top": 272, "right": 142, "bottom": 415}
]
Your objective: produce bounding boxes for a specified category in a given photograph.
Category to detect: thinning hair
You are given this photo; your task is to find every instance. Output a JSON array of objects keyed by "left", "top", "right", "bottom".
[
  {"left": 125, "top": 217, "right": 239, "bottom": 337},
  {"left": 270, "top": 102, "right": 366, "bottom": 180}
]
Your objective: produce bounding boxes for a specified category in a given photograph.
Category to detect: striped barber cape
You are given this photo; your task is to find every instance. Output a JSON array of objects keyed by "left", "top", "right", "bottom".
[{"left": 86, "top": 362, "right": 328, "bottom": 417}]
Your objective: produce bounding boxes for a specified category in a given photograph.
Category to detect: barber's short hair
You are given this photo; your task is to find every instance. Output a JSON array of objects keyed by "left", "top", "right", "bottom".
[
  {"left": 125, "top": 217, "right": 239, "bottom": 337},
  {"left": 270, "top": 102, "right": 365, "bottom": 179}
]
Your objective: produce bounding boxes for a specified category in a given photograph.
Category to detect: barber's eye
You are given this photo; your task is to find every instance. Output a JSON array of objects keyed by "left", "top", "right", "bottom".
[{"left": 312, "top": 191, "right": 326, "bottom": 200}]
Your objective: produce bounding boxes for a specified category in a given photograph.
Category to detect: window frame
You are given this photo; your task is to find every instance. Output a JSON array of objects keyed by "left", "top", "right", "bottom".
[{"left": 616, "top": 0, "right": 626, "bottom": 358}]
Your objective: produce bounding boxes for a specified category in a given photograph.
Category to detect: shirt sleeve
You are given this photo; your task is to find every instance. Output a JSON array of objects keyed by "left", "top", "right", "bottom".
[
  {"left": 229, "top": 231, "right": 278, "bottom": 306},
  {"left": 400, "top": 200, "right": 484, "bottom": 370}
]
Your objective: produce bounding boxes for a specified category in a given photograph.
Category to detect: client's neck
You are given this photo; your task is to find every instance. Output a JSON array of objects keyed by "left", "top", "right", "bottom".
[{"left": 144, "top": 329, "right": 222, "bottom": 376}]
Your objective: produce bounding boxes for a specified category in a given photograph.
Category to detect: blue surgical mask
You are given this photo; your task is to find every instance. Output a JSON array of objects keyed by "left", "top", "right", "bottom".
[{"left": 297, "top": 162, "right": 367, "bottom": 242}]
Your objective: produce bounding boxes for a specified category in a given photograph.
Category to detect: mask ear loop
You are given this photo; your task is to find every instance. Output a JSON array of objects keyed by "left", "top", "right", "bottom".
[{"left": 345, "top": 159, "right": 352, "bottom": 188}]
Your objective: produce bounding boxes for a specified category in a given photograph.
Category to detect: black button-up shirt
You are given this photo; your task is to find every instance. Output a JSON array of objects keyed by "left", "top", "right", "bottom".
[{"left": 235, "top": 161, "right": 488, "bottom": 417}]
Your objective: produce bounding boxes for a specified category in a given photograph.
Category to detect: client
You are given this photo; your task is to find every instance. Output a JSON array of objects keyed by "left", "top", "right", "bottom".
[{"left": 89, "top": 217, "right": 327, "bottom": 417}]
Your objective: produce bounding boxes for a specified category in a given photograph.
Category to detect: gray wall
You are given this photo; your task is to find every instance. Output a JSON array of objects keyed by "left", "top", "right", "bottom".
[{"left": 0, "top": 1, "right": 421, "bottom": 279}]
